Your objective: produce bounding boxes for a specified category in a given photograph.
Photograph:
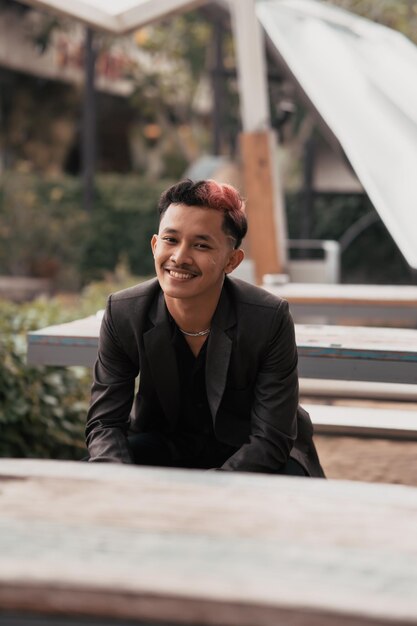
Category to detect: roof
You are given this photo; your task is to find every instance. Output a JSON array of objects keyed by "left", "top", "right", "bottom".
[
  {"left": 19, "top": 0, "right": 205, "bottom": 32},
  {"left": 257, "top": 0, "right": 417, "bottom": 269}
]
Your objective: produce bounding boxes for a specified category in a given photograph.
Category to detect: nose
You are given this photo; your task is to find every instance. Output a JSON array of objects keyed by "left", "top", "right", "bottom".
[{"left": 170, "top": 242, "right": 193, "bottom": 266}]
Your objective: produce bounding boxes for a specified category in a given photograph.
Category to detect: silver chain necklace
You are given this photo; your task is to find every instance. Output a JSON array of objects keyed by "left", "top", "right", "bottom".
[{"left": 179, "top": 327, "right": 211, "bottom": 337}]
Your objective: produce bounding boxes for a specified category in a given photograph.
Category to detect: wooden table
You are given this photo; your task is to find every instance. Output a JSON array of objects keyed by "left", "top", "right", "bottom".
[
  {"left": 27, "top": 315, "right": 417, "bottom": 385},
  {"left": 0, "top": 459, "right": 416, "bottom": 626},
  {"left": 264, "top": 283, "right": 417, "bottom": 327}
]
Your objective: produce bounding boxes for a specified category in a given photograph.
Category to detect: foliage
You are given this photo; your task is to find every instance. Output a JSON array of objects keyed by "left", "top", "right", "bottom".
[
  {"left": 286, "top": 192, "right": 417, "bottom": 284},
  {"left": 0, "top": 1, "right": 30, "bottom": 14},
  {"left": 130, "top": 14, "right": 212, "bottom": 123},
  {"left": 0, "top": 269, "right": 146, "bottom": 460},
  {"left": 0, "top": 173, "right": 171, "bottom": 289},
  {"left": 326, "top": 0, "right": 417, "bottom": 43},
  {"left": 0, "top": 6, "right": 224, "bottom": 178},
  {"left": 76, "top": 261, "right": 147, "bottom": 315},
  {"left": 1, "top": 71, "right": 79, "bottom": 174},
  {"left": 80, "top": 174, "right": 168, "bottom": 284},
  {"left": 0, "top": 173, "right": 86, "bottom": 289},
  {"left": 127, "top": 10, "right": 241, "bottom": 172},
  {"left": 0, "top": 170, "right": 414, "bottom": 287},
  {"left": 0, "top": 298, "right": 88, "bottom": 459}
]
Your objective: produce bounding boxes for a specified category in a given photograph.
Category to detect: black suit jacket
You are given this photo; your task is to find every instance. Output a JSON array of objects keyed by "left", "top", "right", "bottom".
[{"left": 86, "top": 276, "right": 324, "bottom": 477}]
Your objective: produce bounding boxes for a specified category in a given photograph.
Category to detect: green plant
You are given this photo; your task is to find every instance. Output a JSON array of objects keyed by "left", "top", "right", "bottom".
[
  {"left": 79, "top": 174, "right": 169, "bottom": 284},
  {"left": 286, "top": 192, "right": 416, "bottom": 284},
  {"left": 0, "top": 341, "right": 88, "bottom": 459},
  {"left": 0, "top": 299, "right": 89, "bottom": 459},
  {"left": 0, "top": 172, "right": 172, "bottom": 289},
  {"left": 0, "top": 173, "right": 86, "bottom": 289},
  {"left": 0, "top": 269, "right": 148, "bottom": 459}
]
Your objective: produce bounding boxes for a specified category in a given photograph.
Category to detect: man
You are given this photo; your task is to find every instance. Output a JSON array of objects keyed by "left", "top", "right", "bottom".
[{"left": 86, "top": 179, "right": 324, "bottom": 477}]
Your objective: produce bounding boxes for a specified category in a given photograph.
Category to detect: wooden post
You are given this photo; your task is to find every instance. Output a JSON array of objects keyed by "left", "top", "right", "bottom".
[
  {"left": 229, "top": 0, "right": 288, "bottom": 283},
  {"left": 240, "top": 129, "right": 287, "bottom": 283}
]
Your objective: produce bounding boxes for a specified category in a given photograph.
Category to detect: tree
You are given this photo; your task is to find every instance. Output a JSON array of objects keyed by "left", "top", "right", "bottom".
[
  {"left": 127, "top": 10, "right": 240, "bottom": 177},
  {"left": 326, "top": 0, "right": 417, "bottom": 43}
]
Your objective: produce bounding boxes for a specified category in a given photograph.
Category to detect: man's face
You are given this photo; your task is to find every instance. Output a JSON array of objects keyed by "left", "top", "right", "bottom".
[{"left": 151, "top": 203, "right": 243, "bottom": 303}]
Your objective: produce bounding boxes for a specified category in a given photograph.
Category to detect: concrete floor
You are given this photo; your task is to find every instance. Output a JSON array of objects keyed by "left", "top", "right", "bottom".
[{"left": 315, "top": 435, "right": 417, "bottom": 486}]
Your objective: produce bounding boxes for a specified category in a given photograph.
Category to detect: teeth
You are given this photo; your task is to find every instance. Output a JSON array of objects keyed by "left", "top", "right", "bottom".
[{"left": 168, "top": 270, "right": 193, "bottom": 280}]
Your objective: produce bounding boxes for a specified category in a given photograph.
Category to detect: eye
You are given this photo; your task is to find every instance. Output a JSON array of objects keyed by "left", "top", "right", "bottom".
[
  {"left": 194, "top": 242, "right": 211, "bottom": 250},
  {"left": 161, "top": 236, "right": 177, "bottom": 244}
]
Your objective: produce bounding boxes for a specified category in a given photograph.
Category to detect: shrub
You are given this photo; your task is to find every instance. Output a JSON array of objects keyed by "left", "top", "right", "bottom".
[
  {"left": 0, "top": 271, "right": 146, "bottom": 460},
  {"left": 0, "top": 173, "right": 172, "bottom": 289},
  {"left": 0, "top": 174, "right": 86, "bottom": 290},
  {"left": 286, "top": 192, "right": 416, "bottom": 284},
  {"left": 0, "top": 337, "right": 88, "bottom": 459},
  {"left": 0, "top": 298, "right": 89, "bottom": 459},
  {"left": 80, "top": 174, "right": 169, "bottom": 284}
]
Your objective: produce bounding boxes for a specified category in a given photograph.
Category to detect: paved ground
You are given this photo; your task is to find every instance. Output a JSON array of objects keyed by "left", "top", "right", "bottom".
[{"left": 315, "top": 435, "right": 417, "bottom": 486}]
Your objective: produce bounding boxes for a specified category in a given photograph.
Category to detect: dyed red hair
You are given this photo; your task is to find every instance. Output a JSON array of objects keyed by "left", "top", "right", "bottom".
[{"left": 158, "top": 179, "right": 247, "bottom": 248}]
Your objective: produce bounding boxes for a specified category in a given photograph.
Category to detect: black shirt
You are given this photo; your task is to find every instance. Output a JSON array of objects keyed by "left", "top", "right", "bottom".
[
  {"left": 173, "top": 327, "right": 213, "bottom": 436},
  {"left": 169, "top": 323, "right": 238, "bottom": 468}
]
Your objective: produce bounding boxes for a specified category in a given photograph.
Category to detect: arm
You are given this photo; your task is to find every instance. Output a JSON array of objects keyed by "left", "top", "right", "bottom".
[
  {"left": 85, "top": 297, "right": 138, "bottom": 463},
  {"left": 220, "top": 300, "right": 298, "bottom": 473}
]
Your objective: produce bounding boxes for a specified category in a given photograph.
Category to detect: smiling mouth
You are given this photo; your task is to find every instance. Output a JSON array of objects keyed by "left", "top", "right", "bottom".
[{"left": 165, "top": 269, "right": 197, "bottom": 280}]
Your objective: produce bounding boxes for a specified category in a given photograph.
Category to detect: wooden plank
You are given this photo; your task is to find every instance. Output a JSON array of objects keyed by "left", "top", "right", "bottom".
[
  {"left": 296, "top": 324, "right": 417, "bottom": 384},
  {"left": 300, "top": 378, "right": 417, "bottom": 401},
  {"left": 0, "top": 459, "right": 417, "bottom": 625},
  {"left": 265, "top": 283, "right": 417, "bottom": 306},
  {"left": 304, "top": 402, "right": 417, "bottom": 439},
  {"left": 299, "top": 354, "right": 417, "bottom": 384},
  {"left": 27, "top": 314, "right": 100, "bottom": 367},
  {"left": 277, "top": 284, "right": 417, "bottom": 326},
  {"left": 264, "top": 283, "right": 417, "bottom": 327},
  {"left": 28, "top": 315, "right": 417, "bottom": 355},
  {"left": 295, "top": 323, "right": 417, "bottom": 353}
]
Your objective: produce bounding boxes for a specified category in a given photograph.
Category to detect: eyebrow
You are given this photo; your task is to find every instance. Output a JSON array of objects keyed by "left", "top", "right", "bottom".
[{"left": 160, "top": 228, "right": 215, "bottom": 242}]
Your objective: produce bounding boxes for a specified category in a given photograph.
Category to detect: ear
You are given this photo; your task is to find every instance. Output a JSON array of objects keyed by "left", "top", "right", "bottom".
[
  {"left": 151, "top": 234, "right": 158, "bottom": 256},
  {"left": 224, "top": 248, "right": 245, "bottom": 274}
]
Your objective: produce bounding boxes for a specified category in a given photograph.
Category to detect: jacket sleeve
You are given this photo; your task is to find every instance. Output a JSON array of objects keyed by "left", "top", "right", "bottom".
[
  {"left": 85, "top": 296, "right": 138, "bottom": 463},
  {"left": 220, "top": 300, "right": 298, "bottom": 473}
]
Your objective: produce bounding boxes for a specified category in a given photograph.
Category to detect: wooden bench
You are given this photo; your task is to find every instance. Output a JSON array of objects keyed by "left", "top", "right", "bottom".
[
  {"left": 304, "top": 402, "right": 417, "bottom": 440},
  {"left": 26, "top": 317, "right": 417, "bottom": 441},
  {"left": 1, "top": 458, "right": 417, "bottom": 626},
  {"left": 264, "top": 282, "right": 417, "bottom": 327},
  {"left": 27, "top": 317, "right": 417, "bottom": 385}
]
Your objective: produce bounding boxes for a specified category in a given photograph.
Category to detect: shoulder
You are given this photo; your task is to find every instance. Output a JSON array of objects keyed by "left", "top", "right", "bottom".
[
  {"left": 226, "top": 277, "right": 288, "bottom": 313},
  {"left": 110, "top": 277, "right": 160, "bottom": 303},
  {"left": 105, "top": 278, "right": 160, "bottom": 327},
  {"left": 224, "top": 277, "right": 295, "bottom": 349}
]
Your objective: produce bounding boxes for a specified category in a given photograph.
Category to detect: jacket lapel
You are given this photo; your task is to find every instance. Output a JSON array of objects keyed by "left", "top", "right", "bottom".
[
  {"left": 206, "top": 283, "right": 236, "bottom": 422},
  {"left": 143, "top": 291, "right": 180, "bottom": 426}
]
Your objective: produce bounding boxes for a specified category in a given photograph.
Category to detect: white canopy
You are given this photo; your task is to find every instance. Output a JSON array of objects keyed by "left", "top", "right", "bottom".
[{"left": 257, "top": 0, "right": 417, "bottom": 269}]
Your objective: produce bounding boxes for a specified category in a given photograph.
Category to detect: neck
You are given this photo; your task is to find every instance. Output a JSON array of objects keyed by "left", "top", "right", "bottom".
[{"left": 164, "top": 291, "right": 221, "bottom": 334}]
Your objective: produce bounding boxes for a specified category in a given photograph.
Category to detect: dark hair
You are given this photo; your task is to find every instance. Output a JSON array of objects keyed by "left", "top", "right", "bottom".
[{"left": 158, "top": 179, "right": 247, "bottom": 248}]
